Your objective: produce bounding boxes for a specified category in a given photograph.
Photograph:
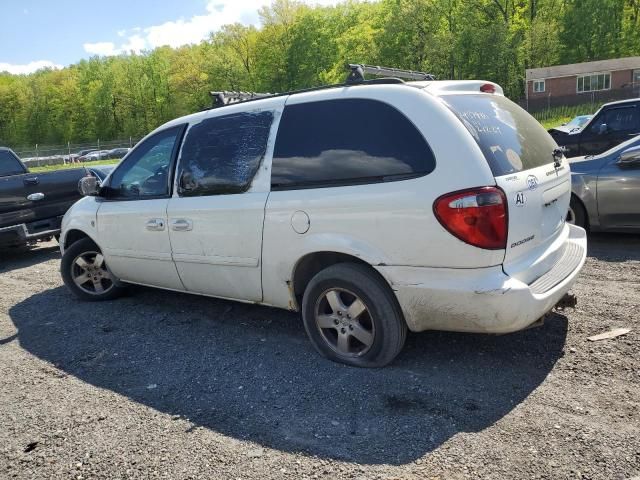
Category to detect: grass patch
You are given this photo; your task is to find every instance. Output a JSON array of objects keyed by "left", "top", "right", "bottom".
[{"left": 29, "top": 158, "right": 121, "bottom": 173}]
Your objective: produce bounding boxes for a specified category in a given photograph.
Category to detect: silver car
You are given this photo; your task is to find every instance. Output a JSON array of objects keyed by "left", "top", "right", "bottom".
[{"left": 569, "top": 135, "right": 640, "bottom": 231}]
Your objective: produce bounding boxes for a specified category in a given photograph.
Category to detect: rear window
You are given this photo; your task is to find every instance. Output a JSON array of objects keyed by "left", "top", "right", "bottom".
[
  {"left": 442, "top": 94, "right": 557, "bottom": 176},
  {"left": 272, "top": 99, "right": 435, "bottom": 189}
]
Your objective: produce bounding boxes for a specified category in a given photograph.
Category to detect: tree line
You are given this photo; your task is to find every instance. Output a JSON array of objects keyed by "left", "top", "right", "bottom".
[{"left": 1, "top": 0, "right": 639, "bottom": 148}]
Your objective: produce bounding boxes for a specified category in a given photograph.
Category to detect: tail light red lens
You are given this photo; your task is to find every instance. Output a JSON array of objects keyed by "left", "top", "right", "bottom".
[
  {"left": 433, "top": 187, "right": 508, "bottom": 250},
  {"left": 480, "top": 83, "right": 496, "bottom": 93}
]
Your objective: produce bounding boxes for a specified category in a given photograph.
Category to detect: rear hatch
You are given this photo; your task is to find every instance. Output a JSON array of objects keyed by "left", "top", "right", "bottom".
[{"left": 441, "top": 94, "right": 570, "bottom": 279}]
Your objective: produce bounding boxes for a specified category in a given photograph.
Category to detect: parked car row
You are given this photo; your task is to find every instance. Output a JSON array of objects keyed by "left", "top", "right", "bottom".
[
  {"left": 20, "top": 147, "right": 131, "bottom": 165},
  {"left": 76, "top": 147, "right": 130, "bottom": 162}
]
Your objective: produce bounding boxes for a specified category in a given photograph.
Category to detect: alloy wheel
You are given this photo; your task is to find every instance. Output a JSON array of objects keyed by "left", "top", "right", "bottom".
[
  {"left": 71, "top": 251, "right": 115, "bottom": 295},
  {"left": 314, "top": 288, "right": 375, "bottom": 357}
]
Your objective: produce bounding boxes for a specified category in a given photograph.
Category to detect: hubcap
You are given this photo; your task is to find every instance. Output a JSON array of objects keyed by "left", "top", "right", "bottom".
[
  {"left": 314, "top": 288, "right": 375, "bottom": 357},
  {"left": 71, "top": 250, "right": 114, "bottom": 295}
]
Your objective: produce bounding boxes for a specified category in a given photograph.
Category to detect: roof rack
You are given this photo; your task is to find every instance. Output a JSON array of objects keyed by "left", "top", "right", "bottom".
[
  {"left": 210, "top": 91, "right": 275, "bottom": 108},
  {"left": 346, "top": 64, "right": 436, "bottom": 84},
  {"left": 208, "top": 63, "right": 435, "bottom": 108}
]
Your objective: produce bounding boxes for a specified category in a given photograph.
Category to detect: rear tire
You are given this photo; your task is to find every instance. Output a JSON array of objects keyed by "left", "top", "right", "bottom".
[
  {"left": 61, "top": 237, "right": 125, "bottom": 301},
  {"left": 567, "top": 196, "right": 587, "bottom": 229},
  {"left": 301, "top": 263, "right": 407, "bottom": 368}
]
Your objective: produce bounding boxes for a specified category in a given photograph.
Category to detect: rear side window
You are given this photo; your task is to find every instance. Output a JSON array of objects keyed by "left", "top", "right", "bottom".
[
  {"left": 0, "top": 150, "right": 25, "bottom": 177},
  {"left": 178, "top": 111, "right": 274, "bottom": 196},
  {"left": 443, "top": 94, "right": 558, "bottom": 177},
  {"left": 271, "top": 99, "right": 435, "bottom": 189}
]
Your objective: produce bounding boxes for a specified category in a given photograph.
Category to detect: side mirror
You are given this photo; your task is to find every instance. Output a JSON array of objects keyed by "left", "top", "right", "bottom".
[
  {"left": 598, "top": 123, "right": 608, "bottom": 135},
  {"left": 617, "top": 146, "right": 640, "bottom": 167},
  {"left": 78, "top": 175, "right": 100, "bottom": 196}
]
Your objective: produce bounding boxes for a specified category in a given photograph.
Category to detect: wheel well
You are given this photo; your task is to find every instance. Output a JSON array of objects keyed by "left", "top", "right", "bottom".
[
  {"left": 292, "top": 252, "right": 376, "bottom": 301},
  {"left": 64, "top": 230, "right": 90, "bottom": 250},
  {"left": 570, "top": 194, "right": 589, "bottom": 230}
]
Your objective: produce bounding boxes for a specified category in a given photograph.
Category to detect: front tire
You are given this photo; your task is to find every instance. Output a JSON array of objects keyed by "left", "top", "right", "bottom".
[
  {"left": 61, "top": 237, "right": 125, "bottom": 301},
  {"left": 301, "top": 263, "right": 407, "bottom": 368}
]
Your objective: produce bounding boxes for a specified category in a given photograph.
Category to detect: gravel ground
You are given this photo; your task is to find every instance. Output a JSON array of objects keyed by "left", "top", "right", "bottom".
[{"left": 0, "top": 235, "right": 638, "bottom": 480}]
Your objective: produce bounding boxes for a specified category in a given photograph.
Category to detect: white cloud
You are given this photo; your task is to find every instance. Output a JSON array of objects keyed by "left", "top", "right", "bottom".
[
  {"left": 0, "top": 60, "right": 63, "bottom": 75},
  {"left": 83, "top": 42, "right": 119, "bottom": 56},
  {"left": 120, "top": 35, "right": 146, "bottom": 53},
  {"left": 83, "top": 0, "right": 342, "bottom": 56}
]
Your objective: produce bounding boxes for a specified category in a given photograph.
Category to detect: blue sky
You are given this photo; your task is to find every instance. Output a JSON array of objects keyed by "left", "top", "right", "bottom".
[{"left": 0, "top": 0, "right": 341, "bottom": 74}]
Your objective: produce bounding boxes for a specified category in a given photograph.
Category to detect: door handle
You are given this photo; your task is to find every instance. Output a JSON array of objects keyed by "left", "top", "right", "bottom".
[
  {"left": 24, "top": 176, "right": 39, "bottom": 185},
  {"left": 145, "top": 218, "right": 165, "bottom": 231},
  {"left": 170, "top": 218, "right": 193, "bottom": 231},
  {"left": 27, "top": 192, "right": 45, "bottom": 201}
]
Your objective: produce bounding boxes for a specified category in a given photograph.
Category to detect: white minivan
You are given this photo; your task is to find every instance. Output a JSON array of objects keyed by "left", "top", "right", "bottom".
[{"left": 60, "top": 69, "right": 586, "bottom": 367}]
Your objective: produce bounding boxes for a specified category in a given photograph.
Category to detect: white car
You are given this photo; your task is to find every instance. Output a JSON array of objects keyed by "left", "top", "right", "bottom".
[{"left": 59, "top": 72, "right": 587, "bottom": 367}]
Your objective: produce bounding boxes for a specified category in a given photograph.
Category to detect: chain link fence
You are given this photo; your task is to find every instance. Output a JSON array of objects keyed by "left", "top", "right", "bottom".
[{"left": 12, "top": 138, "right": 141, "bottom": 167}]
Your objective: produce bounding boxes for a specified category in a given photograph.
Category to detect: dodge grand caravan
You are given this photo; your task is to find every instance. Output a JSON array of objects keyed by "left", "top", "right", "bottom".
[{"left": 59, "top": 67, "right": 587, "bottom": 367}]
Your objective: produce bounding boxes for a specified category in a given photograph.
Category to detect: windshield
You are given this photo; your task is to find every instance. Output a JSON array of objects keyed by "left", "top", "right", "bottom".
[
  {"left": 0, "top": 150, "right": 26, "bottom": 177},
  {"left": 566, "top": 115, "right": 592, "bottom": 129},
  {"left": 442, "top": 94, "right": 558, "bottom": 177}
]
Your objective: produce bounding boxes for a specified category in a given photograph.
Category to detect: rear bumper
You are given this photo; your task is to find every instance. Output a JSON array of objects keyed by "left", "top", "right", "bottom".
[
  {"left": 377, "top": 224, "right": 587, "bottom": 333},
  {"left": 0, "top": 216, "right": 62, "bottom": 247}
]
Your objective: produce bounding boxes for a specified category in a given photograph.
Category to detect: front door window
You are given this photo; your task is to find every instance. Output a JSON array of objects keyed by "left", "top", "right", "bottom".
[{"left": 105, "top": 126, "right": 183, "bottom": 199}]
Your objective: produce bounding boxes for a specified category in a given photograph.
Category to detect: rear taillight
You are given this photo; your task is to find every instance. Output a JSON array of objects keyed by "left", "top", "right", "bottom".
[{"left": 433, "top": 187, "right": 508, "bottom": 250}]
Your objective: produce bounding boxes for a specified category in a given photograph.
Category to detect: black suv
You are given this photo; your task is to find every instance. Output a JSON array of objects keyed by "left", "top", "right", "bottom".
[{"left": 549, "top": 98, "right": 640, "bottom": 157}]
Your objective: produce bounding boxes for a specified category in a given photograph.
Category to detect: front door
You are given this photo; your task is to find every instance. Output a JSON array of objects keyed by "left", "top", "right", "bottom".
[
  {"left": 167, "top": 105, "right": 280, "bottom": 302},
  {"left": 96, "top": 125, "right": 185, "bottom": 290},
  {"left": 597, "top": 151, "right": 640, "bottom": 229}
]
